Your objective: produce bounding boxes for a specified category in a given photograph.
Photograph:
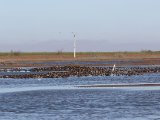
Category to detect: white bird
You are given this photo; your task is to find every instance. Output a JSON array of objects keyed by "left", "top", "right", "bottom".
[
  {"left": 111, "top": 64, "right": 116, "bottom": 76},
  {"left": 112, "top": 64, "right": 116, "bottom": 72}
]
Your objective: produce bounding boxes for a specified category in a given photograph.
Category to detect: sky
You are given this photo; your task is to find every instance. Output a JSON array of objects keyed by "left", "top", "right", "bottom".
[{"left": 0, "top": 0, "right": 160, "bottom": 52}]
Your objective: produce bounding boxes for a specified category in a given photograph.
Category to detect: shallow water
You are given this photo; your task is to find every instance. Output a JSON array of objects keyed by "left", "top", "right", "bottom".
[
  {"left": 0, "top": 73, "right": 160, "bottom": 120},
  {"left": 21, "top": 60, "right": 143, "bottom": 66}
]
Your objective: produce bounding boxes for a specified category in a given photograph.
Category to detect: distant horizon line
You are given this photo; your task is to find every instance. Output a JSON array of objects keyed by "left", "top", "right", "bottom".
[{"left": 0, "top": 50, "right": 159, "bottom": 53}]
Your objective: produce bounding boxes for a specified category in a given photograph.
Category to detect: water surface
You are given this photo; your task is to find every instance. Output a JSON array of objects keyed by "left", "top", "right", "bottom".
[{"left": 0, "top": 73, "right": 160, "bottom": 120}]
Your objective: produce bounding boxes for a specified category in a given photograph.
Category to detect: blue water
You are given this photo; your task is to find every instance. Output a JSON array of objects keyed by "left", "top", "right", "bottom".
[
  {"left": 0, "top": 73, "right": 160, "bottom": 120},
  {"left": 20, "top": 60, "right": 143, "bottom": 66}
]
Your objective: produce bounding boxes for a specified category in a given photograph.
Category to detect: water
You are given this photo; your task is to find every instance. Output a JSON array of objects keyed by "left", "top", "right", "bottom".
[
  {"left": 20, "top": 60, "right": 143, "bottom": 66},
  {"left": 0, "top": 73, "right": 160, "bottom": 120}
]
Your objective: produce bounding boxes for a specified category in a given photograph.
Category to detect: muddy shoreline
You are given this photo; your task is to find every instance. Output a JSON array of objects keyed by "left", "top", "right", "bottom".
[
  {"left": 0, "top": 52, "right": 160, "bottom": 67},
  {"left": 0, "top": 54, "right": 160, "bottom": 79},
  {"left": 0, "top": 59, "right": 160, "bottom": 68}
]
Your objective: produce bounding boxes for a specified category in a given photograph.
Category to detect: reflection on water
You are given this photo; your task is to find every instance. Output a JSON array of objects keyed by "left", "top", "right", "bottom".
[
  {"left": 0, "top": 73, "right": 160, "bottom": 120},
  {"left": 0, "top": 73, "right": 160, "bottom": 88}
]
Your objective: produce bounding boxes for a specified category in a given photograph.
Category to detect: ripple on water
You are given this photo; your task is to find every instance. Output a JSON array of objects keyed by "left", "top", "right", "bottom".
[
  {"left": 0, "top": 73, "right": 160, "bottom": 120},
  {"left": 0, "top": 89, "right": 160, "bottom": 120}
]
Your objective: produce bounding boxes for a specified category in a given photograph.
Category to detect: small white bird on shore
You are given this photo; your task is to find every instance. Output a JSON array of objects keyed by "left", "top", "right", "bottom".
[
  {"left": 112, "top": 64, "right": 116, "bottom": 72},
  {"left": 111, "top": 64, "right": 116, "bottom": 76}
]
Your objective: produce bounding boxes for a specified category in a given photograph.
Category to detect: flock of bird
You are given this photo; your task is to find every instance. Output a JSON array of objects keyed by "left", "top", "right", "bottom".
[{"left": 0, "top": 65, "right": 159, "bottom": 79}]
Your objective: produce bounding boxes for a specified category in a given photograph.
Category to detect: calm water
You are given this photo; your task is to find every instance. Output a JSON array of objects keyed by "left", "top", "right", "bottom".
[{"left": 0, "top": 73, "right": 160, "bottom": 120}]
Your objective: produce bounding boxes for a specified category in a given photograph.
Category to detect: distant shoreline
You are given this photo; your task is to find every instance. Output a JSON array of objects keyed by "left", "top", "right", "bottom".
[
  {"left": 0, "top": 52, "right": 160, "bottom": 79},
  {"left": 0, "top": 52, "right": 159, "bottom": 68},
  {"left": 0, "top": 51, "right": 159, "bottom": 60}
]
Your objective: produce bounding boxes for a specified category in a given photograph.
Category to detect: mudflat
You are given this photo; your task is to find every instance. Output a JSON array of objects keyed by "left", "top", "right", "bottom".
[{"left": 0, "top": 52, "right": 160, "bottom": 67}]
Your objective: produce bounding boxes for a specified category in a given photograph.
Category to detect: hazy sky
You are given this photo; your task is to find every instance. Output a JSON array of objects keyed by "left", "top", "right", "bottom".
[{"left": 0, "top": 0, "right": 160, "bottom": 52}]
